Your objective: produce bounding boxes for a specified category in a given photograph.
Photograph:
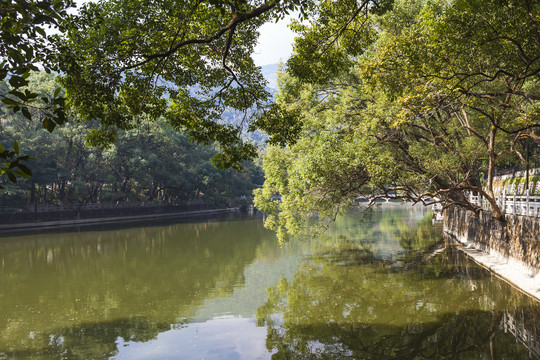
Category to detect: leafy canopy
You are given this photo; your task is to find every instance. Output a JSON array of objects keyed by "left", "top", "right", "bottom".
[
  {"left": 58, "top": 0, "right": 319, "bottom": 170},
  {"left": 254, "top": 0, "right": 540, "bottom": 241}
]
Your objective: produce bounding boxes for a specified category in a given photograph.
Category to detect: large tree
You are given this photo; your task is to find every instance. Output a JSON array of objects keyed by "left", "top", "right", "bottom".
[
  {"left": 254, "top": 0, "right": 540, "bottom": 241},
  {"left": 58, "top": 0, "right": 303, "bottom": 170},
  {"left": 2, "top": 0, "right": 392, "bottom": 186},
  {"left": 57, "top": 0, "right": 396, "bottom": 169}
]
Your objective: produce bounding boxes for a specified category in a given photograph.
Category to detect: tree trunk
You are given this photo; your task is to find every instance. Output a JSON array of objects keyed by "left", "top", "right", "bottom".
[{"left": 486, "top": 125, "right": 504, "bottom": 220}]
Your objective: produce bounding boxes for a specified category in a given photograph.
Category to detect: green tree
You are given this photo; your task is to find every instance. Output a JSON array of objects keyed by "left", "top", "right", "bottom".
[
  {"left": 0, "top": 0, "right": 74, "bottom": 184},
  {"left": 2, "top": 0, "right": 391, "bottom": 186},
  {"left": 0, "top": 0, "right": 72, "bottom": 127},
  {"left": 0, "top": 73, "right": 265, "bottom": 209},
  {"left": 57, "top": 0, "right": 317, "bottom": 170},
  {"left": 254, "top": 0, "right": 540, "bottom": 242},
  {"left": 359, "top": 0, "right": 540, "bottom": 219}
]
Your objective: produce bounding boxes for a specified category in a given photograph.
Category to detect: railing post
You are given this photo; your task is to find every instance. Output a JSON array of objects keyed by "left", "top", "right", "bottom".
[
  {"left": 526, "top": 191, "right": 530, "bottom": 217},
  {"left": 513, "top": 194, "right": 517, "bottom": 215},
  {"left": 501, "top": 189, "right": 506, "bottom": 214}
]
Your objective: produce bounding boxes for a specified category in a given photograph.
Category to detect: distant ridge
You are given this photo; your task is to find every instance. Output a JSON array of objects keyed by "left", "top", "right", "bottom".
[{"left": 260, "top": 63, "right": 278, "bottom": 91}]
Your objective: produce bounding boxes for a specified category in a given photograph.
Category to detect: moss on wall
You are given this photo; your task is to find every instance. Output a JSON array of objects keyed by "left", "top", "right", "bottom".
[{"left": 493, "top": 176, "right": 540, "bottom": 196}]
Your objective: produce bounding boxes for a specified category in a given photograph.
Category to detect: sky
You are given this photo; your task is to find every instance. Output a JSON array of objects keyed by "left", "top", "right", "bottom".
[{"left": 252, "top": 16, "right": 297, "bottom": 67}]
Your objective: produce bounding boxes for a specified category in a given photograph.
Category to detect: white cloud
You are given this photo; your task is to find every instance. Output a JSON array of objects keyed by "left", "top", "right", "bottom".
[{"left": 253, "top": 16, "right": 297, "bottom": 67}]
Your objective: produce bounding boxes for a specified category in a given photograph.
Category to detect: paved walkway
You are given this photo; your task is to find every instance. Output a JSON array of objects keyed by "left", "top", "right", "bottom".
[
  {"left": 0, "top": 208, "right": 232, "bottom": 234},
  {"left": 456, "top": 242, "right": 540, "bottom": 301}
]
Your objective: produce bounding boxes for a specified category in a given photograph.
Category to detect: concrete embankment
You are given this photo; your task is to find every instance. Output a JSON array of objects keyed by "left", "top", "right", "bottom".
[
  {"left": 0, "top": 203, "right": 219, "bottom": 224},
  {"left": 0, "top": 208, "right": 232, "bottom": 236},
  {"left": 443, "top": 207, "right": 540, "bottom": 301}
]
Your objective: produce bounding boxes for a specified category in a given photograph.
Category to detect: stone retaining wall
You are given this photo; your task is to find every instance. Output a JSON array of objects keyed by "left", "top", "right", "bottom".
[
  {"left": 443, "top": 207, "right": 540, "bottom": 270},
  {"left": 0, "top": 203, "right": 214, "bottom": 224}
]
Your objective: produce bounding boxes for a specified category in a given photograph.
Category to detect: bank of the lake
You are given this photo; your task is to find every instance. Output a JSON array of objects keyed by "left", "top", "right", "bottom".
[
  {"left": 0, "top": 208, "right": 233, "bottom": 235},
  {"left": 444, "top": 206, "right": 540, "bottom": 301}
]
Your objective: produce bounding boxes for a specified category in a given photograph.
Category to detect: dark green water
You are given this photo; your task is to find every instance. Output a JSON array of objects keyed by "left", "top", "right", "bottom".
[{"left": 0, "top": 204, "right": 538, "bottom": 359}]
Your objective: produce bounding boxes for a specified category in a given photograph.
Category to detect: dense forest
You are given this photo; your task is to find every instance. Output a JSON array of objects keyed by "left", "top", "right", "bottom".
[{"left": 0, "top": 73, "right": 264, "bottom": 208}]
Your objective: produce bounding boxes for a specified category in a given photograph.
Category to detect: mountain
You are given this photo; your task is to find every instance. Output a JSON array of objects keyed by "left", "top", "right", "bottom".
[{"left": 260, "top": 63, "right": 279, "bottom": 92}]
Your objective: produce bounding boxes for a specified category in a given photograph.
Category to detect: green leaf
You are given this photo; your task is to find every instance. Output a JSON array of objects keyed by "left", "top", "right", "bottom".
[
  {"left": 13, "top": 170, "right": 31, "bottom": 178},
  {"left": 8, "top": 75, "right": 28, "bottom": 88},
  {"left": 35, "top": 26, "right": 47, "bottom": 37},
  {"left": 13, "top": 141, "right": 19, "bottom": 155},
  {"left": 17, "top": 163, "right": 32, "bottom": 175},
  {"left": 42, "top": 118, "right": 56, "bottom": 132},
  {"left": 1, "top": 98, "right": 19, "bottom": 106},
  {"left": 21, "top": 107, "right": 32, "bottom": 120},
  {"left": 9, "top": 90, "right": 26, "bottom": 99},
  {"left": 6, "top": 171, "right": 17, "bottom": 183},
  {"left": 25, "top": 90, "right": 38, "bottom": 99}
]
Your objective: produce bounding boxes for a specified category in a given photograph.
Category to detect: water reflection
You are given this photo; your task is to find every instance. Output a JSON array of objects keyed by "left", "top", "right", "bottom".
[
  {"left": 257, "top": 208, "right": 540, "bottom": 360},
  {"left": 503, "top": 309, "right": 540, "bottom": 359},
  {"left": 0, "top": 205, "right": 538, "bottom": 359},
  {"left": 0, "top": 214, "right": 286, "bottom": 359}
]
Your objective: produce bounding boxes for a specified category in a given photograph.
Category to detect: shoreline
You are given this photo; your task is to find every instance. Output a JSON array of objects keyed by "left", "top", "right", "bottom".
[
  {"left": 442, "top": 206, "right": 540, "bottom": 302},
  {"left": 451, "top": 237, "right": 540, "bottom": 302},
  {"left": 0, "top": 208, "right": 232, "bottom": 235}
]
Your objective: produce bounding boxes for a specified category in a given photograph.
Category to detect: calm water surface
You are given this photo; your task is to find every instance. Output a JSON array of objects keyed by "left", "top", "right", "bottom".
[{"left": 0, "top": 204, "right": 538, "bottom": 359}]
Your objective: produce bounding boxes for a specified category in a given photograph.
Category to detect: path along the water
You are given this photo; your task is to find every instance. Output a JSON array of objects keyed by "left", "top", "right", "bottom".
[{"left": 456, "top": 241, "right": 540, "bottom": 301}]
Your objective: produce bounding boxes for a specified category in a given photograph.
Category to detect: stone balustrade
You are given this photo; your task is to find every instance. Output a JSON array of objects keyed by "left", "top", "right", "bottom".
[{"left": 469, "top": 193, "right": 540, "bottom": 217}]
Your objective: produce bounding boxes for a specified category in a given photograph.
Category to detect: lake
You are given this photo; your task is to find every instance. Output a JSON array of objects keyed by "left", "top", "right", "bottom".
[{"left": 0, "top": 204, "right": 538, "bottom": 359}]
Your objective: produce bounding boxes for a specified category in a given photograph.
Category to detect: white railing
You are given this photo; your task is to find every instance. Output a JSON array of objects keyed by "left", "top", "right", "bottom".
[{"left": 469, "top": 192, "right": 540, "bottom": 217}]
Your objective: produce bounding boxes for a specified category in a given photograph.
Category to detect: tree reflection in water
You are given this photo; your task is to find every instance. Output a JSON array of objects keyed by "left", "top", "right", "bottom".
[
  {"left": 257, "top": 215, "right": 540, "bottom": 360},
  {"left": 0, "top": 208, "right": 538, "bottom": 359},
  {"left": 0, "top": 214, "right": 272, "bottom": 359}
]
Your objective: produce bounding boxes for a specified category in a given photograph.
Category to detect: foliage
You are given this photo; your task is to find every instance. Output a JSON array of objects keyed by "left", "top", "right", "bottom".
[
  {"left": 0, "top": 0, "right": 72, "bottom": 126},
  {"left": 0, "top": 0, "right": 75, "bottom": 182},
  {"left": 0, "top": 140, "right": 34, "bottom": 189},
  {"left": 0, "top": 0, "right": 315, "bottom": 186},
  {"left": 1, "top": 0, "right": 389, "bottom": 188},
  {"left": 495, "top": 175, "right": 540, "bottom": 196},
  {"left": 56, "top": 0, "right": 318, "bottom": 170},
  {"left": 0, "top": 73, "right": 263, "bottom": 207},
  {"left": 255, "top": 0, "right": 540, "bottom": 241}
]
